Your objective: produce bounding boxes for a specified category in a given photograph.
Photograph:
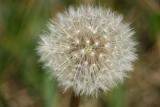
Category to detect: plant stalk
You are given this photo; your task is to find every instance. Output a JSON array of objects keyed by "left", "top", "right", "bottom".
[{"left": 70, "top": 92, "right": 80, "bottom": 107}]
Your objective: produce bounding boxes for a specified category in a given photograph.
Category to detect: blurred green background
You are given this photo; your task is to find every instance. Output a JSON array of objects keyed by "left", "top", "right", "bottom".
[{"left": 0, "top": 0, "right": 160, "bottom": 107}]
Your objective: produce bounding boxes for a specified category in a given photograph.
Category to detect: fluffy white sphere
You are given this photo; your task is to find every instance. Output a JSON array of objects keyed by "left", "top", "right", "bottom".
[{"left": 37, "top": 5, "right": 137, "bottom": 96}]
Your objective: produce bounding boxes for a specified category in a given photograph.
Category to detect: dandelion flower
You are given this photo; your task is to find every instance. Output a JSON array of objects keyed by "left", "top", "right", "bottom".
[{"left": 37, "top": 5, "right": 137, "bottom": 96}]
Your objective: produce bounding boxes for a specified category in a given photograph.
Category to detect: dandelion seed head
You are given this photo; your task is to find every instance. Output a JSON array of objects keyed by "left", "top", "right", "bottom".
[{"left": 37, "top": 5, "right": 137, "bottom": 96}]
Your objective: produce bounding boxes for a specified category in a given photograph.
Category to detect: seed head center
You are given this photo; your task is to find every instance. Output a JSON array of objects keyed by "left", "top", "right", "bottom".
[
  {"left": 67, "top": 32, "right": 109, "bottom": 65},
  {"left": 85, "top": 45, "right": 94, "bottom": 54}
]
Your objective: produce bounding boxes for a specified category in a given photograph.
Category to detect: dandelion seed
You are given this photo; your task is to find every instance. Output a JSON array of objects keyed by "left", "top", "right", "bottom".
[
  {"left": 90, "top": 52, "right": 95, "bottom": 56},
  {"left": 86, "top": 40, "right": 90, "bottom": 44},
  {"left": 95, "top": 41, "right": 99, "bottom": 46},
  {"left": 75, "top": 39, "right": 80, "bottom": 44},
  {"left": 99, "top": 53, "right": 103, "bottom": 58},
  {"left": 81, "top": 49, "right": 85, "bottom": 54}
]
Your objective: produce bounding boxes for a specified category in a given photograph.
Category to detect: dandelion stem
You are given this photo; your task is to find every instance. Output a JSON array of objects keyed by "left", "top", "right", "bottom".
[{"left": 70, "top": 92, "right": 80, "bottom": 107}]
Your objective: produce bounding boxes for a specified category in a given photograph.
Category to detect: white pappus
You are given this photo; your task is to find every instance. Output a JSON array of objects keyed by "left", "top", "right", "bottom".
[{"left": 37, "top": 5, "right": 137, "bottom": 97}]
